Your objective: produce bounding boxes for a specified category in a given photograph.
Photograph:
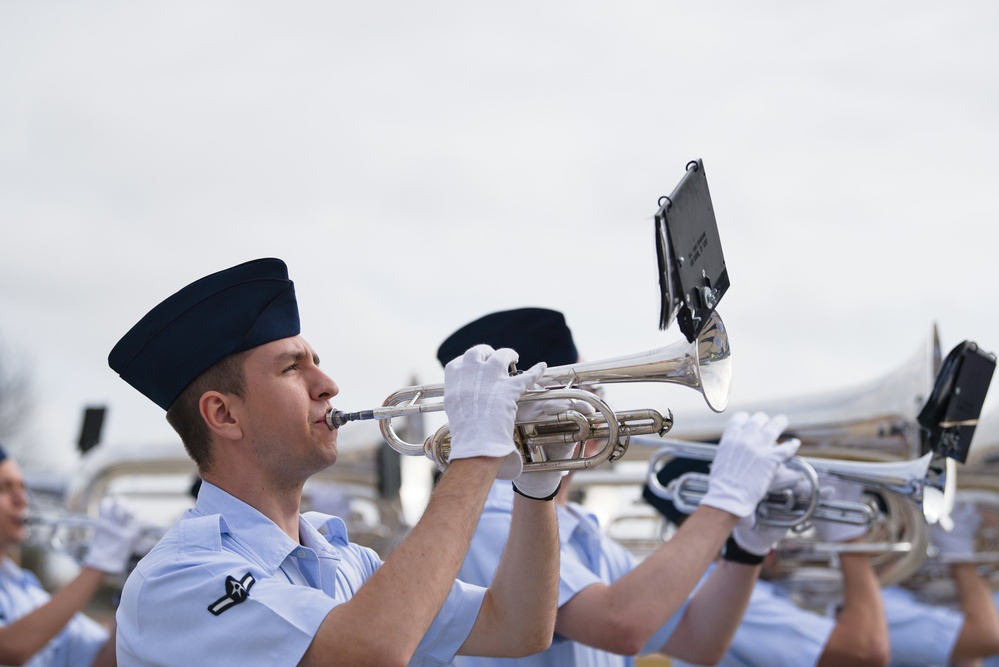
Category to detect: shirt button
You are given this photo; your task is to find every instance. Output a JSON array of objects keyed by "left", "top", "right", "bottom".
[{"left": 296, "top": 549, "right": 308, "bottom": 558}]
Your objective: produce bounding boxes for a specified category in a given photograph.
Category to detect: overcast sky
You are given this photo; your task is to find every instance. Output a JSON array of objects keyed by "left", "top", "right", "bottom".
[{"left": 3, "top": 2, "right": 999, "bottom": 476}]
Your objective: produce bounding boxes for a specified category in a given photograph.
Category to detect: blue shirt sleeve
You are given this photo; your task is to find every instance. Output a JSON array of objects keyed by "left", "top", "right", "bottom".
[
  {"left": 883, "top": 586, "right": 963, "bottom": 667},
  {"left": 675, "top": 580, "right": 833, "bottom": 667}
]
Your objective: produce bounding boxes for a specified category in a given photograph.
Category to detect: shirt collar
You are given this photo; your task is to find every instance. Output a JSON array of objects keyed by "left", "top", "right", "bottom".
[{"left": 192, "top": 481, "right": 305, "bottom": 571}]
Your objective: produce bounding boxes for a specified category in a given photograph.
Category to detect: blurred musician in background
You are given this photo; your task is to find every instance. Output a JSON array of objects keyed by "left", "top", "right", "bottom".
[
  {"left": 0, "top": 443, "right": 142, "bottom": 667},
  {"left": 647, "top": 468, "right": 890, "bottom": 667},
  {"left": 440, "top": 308, "right": 802, "bottom": 667},
  {"left": 884, "top": 501, "right": 999, "bottom": 666},
  {"left": 108, "top": 259, "right": 564, "bottom": 667}
]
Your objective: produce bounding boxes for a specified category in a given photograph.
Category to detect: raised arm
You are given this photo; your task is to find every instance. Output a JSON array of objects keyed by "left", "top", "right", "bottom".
[
  {"left": 302, "top": 345, "right": 548, "bottom": 667},
  {"left": 0, "top": 568, "right": 108, "bottom": 665},
  {"left": 659, "top": 554, "right": 761, "bottom": 664},
  {"left": 459, "top": 490, "right": 559, "bottom": 657},
  {"left": 951, "top": 562, "right": 999, "bottom": 661},
  {"left": 936, "top": 502, "right": 999, "bottom": 662},
  {"left": 815, "top": 478, "right": 889, "bottom": 667},
  {"left": 0, "top": 497, "right": 138, "bottom": 665},
  {"left": 557, "top": 412, "right": 800, "bottom": 657},
  {"left": 303, "top": 456, "right": 506, "bottom": 667},
  {"left": 817, "top": 547, "right": 889, "bottom": 667}
]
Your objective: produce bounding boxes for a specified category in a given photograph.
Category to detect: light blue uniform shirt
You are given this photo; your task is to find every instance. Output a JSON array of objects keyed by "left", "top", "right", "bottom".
[
  {"left": 116, "top": 481, "right": 486, "bottom": 667},
  {"left": 455, "top": 481, "right": 686, "bottom": 667},
  {"left": 672, "top": 576, "right": 834, "bottom": 667},
  {"left": 883, "top": 585, "right": 963, "bottom": 667},
  {"left": 0, "top": 556, "right": 108, "bottom": 667}
]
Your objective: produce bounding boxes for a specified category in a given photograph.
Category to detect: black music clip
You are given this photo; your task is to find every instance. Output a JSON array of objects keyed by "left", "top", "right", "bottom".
[
  {"left": 654, "top": 159, "right": 730, "bottom": 343},
  {"left": 918, "top": 340, "right": 997, "bottom": 463}
]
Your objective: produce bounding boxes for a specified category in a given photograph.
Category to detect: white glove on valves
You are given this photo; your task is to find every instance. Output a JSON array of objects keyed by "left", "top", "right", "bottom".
[
  {"left": 512, "top": 396, "right": 594, "bottom": 500},
  {"left": 444, "top": 345, "right": 546, "bottom": 476},
  {"left": 730, "top": 462, "right": 804, "bottom": 556},
  {"left": 813, "top": 477, "right": 869, "bottom": 543},
  {"left": 84, "top": 497, "right": 142, "bottom": 575},
  {"left": 701, "top": 411, "right": 801, "bottom": 519}
]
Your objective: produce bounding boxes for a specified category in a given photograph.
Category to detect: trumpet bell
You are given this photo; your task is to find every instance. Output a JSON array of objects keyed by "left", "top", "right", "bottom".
[{"left": 539, "top": 309, "right": 732, "bottom": 414}]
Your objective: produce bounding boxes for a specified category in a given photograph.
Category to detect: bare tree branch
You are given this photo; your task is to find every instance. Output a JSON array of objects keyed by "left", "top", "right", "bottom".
[{"left": 0, "top": 339, "right": 34, "bottom": 444}]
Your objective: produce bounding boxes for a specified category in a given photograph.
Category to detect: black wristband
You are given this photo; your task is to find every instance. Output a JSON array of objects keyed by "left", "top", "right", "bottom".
[
  {"left": 512, "top": 480, "right": 562, "bottom": 502},
  {"left": 721, "top": 535, "right": 765, "bottom": 565}
]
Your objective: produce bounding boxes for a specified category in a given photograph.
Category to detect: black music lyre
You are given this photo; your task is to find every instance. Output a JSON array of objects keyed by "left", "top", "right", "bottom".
[
  {"left": 918, "top": 341, "right": 997, "bottom": 463},
  {"left": 654, "top": 159, "right": 730, "bottom": 343}
]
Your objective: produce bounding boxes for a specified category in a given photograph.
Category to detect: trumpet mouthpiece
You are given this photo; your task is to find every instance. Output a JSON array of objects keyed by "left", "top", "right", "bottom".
[{"left": 325, "top": 408, "right": 375, "bottom": 430}]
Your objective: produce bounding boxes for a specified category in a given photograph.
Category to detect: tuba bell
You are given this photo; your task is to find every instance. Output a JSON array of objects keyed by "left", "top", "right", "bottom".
[
  {"left": 627, "top": 323, "right": 941, "bottom": 461},
  {"left": 326, "top": 310, "right": 732, "bottom": 473}
]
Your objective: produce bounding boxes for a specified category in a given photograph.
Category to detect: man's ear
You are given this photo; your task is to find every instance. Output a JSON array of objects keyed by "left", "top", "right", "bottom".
[{"left": 200, "top": 391, "right": 243, "bottom": 441}]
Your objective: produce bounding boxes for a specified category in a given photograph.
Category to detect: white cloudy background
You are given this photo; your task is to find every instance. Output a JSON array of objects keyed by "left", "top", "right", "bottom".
[{"left": 2, "top": 2, "right": 999, "bottom": 476}]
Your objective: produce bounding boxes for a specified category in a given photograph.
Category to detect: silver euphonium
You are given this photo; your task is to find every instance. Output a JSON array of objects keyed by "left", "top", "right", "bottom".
[
  {"left": 645, "top": 440, "right": 938, "bottom": 530},
  {"left": 326, "top": 310, "right": 732, "bottom": 473},
  {"left": 641, "top": 325, "right": 943, "bottom": 589}
]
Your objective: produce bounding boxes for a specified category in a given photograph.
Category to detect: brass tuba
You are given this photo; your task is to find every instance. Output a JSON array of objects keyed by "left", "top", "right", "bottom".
[{"left": 327, "top": 310, "right": 732, "bottom": 473}]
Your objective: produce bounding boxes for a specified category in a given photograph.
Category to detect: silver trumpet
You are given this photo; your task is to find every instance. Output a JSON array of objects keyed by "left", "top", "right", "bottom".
[
  {"left": 326, "top": 311, "right": 733, "bottom": 473},
  {"left": 644, "top": 438, "right": 940, "bottom": 529},
  {"left": 24, "top": 512, "right": 163, "bottom": 564}
]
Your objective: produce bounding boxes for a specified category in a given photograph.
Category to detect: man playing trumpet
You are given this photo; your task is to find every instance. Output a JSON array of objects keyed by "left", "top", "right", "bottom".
[
  {"left": 439, "top": 307, "right": 802, "bottom": 667},
  {"left": 109, "top": 258, "right": 568, "bottom": 666},
  {"left": 0, "top": 443, "right": 143, "bottom": 666}
]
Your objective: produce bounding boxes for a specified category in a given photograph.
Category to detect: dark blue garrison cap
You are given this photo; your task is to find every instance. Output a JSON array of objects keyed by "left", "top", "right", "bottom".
[
  {"left": 436, "top": 307, "right": 578, "bottom": 370},
  {"left": 109, "top": 258, "right": 300, "bottom": 410}
]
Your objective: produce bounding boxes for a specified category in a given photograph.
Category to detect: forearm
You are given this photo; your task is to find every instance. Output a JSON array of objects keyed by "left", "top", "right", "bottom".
[
  {"left": 660, "top": 559, "right": 759, "bottom": 664},
  {"left": 302, "top": 457, "right": 500, "bottom": 667},
  {"left": 0, "top": 567, "right": 106, "bottom": 665},
  {"left": 461, "top": 490, "right": 559, "bottom": 657},
  {"left": 556, "top": 504, "right": 738, "bottom": 654},
  {"left": 817, "top": 552, "right": 888, "bottom": 667},
  {"left": 951, "top": 563, "right": 999, "bottom": 660},
  {"left": 89, "top": 620, "right": 117, "bottom": 667}
]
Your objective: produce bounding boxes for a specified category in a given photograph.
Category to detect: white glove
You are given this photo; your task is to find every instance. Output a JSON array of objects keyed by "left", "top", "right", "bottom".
[
  {"left": 84, "top": 497, "right": 142, "bottom": 575},
  {"left": 932, "top": 501, "right": 980, "bottom": 559},
  {"left": 701, "top": 412, "right": 801, "bottom": 518},
  {"left": 444, "top": 345, "right": 546, "bottom": 470},
  {"left": 732, "top": 517, "right": 791, "bottom": 556},
  {"left": 813, "top": 477, "right": 869, "bottom": 543},
  {"left": 512, "top": 396, "right": 594, "bottom": 499},
  {"left": 730, "top": 461, "right": 804, "bottom": 556}
]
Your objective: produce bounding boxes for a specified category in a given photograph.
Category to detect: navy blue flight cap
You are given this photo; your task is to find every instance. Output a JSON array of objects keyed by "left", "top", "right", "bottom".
[
  {"left": 437, "top": 307, "right": 578, "bottom": 370},
  {"left": 109, "top": 258, "right": 301, "bottom": 410}
]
